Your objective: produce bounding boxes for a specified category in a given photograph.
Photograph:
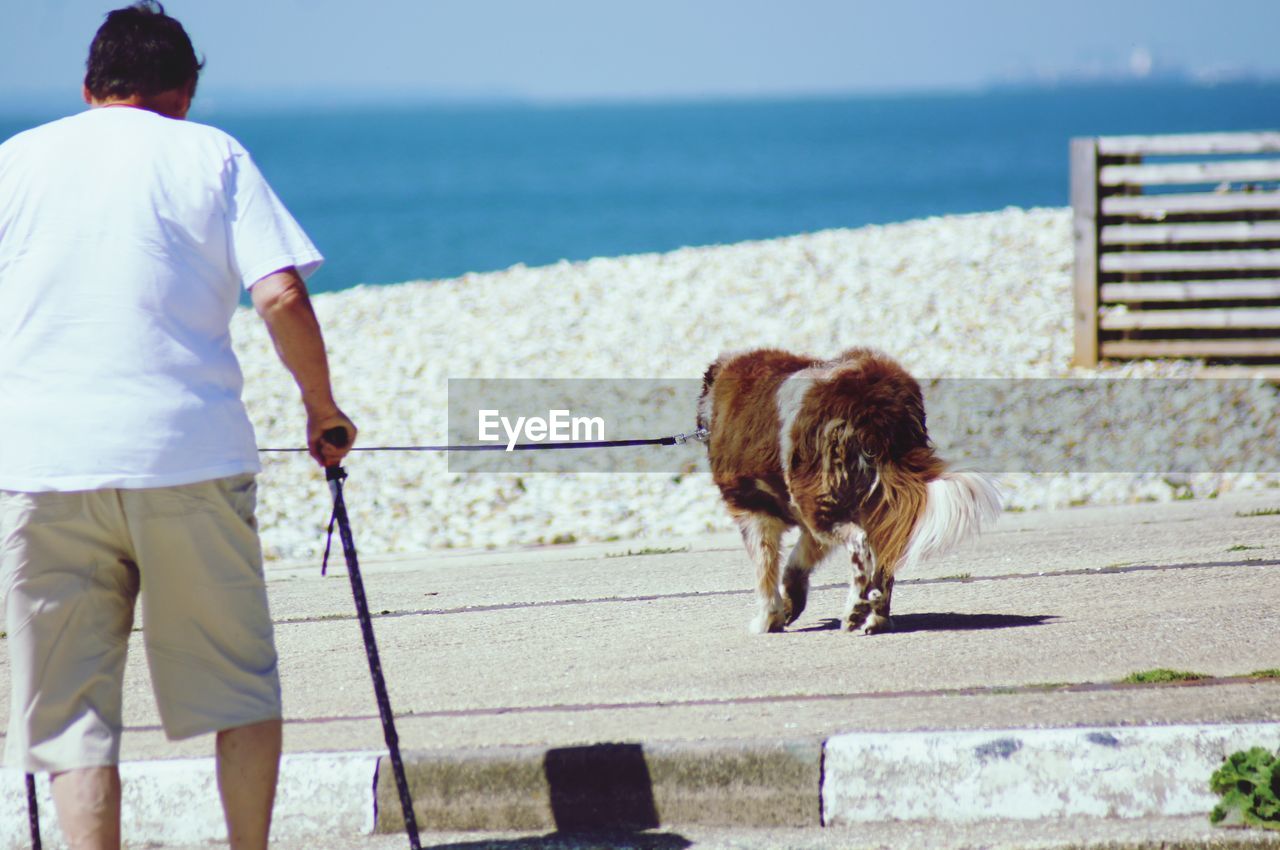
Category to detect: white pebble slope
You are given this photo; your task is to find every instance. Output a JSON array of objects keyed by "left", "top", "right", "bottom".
[{"left": 230, "top": 207, "right": 1280, "bottom": 562}]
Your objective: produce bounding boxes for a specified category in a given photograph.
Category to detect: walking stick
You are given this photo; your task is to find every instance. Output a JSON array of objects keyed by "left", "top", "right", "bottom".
[
  {"left": 322, "top": 428, "right": 422, "bottom": 850},
  {"left": 25, "top": 772, "right": 41, "bottom": 850}
]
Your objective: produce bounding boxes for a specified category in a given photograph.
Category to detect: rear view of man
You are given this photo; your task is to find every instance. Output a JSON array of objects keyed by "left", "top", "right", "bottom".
[{"left": 0, "top": 3, "right": 356, "bottom": 848}]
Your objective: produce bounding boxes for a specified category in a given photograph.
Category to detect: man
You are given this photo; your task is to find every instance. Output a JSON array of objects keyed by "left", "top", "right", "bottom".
[{"left": 0, "top": 3, "right": 356, "bottom": 848}]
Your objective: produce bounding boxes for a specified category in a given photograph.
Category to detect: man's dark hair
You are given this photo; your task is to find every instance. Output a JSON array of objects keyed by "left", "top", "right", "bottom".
[{"left": 84, "top": 1, "right": 203, "bottom": 101}]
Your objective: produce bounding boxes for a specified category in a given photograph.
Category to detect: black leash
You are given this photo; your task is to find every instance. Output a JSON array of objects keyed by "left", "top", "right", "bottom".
[
  {"left": 322, "top": 428, "right": 421, "bottom": 850},
  {"left": 260, "top": 429, "right": 705, "bottom": 454},
  {"left": 26, "top": 772, "right": 41, "bottom": 849}
]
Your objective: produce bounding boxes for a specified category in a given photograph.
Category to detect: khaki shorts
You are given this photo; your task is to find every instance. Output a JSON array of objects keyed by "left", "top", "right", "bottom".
[{"left": 1, "top": 474, "right": 281, "bottom": 773}]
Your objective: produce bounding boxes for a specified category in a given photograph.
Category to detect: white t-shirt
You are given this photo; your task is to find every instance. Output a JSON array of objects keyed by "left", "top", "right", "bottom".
[{"left": 0, "top": 107, "right": 323, "bottom": 492}]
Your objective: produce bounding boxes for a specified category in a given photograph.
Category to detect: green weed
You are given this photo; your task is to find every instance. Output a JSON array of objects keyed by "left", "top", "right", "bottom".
[
  {"left": 1122, "top": 669, "right": 1206, "bottom": 684},
  {"left": 1209, "top": 747, "right": 1280, "bottom": 830},
  {"left": 606, "top": 546, "right": 691, "bottom": 558},
  {"left": 1237, "top": 507, "right": 1280, "bottom": 518}
]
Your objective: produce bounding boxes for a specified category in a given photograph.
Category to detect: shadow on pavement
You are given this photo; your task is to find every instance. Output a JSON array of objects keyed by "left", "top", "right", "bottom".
[
  {"left": 795, "top": 612, "right": 1057, "bottom": 633},
  {"left": 422, "top": 831, "right": 692, "bottom": 849},
  {"left": 419, "top": 743, "right": 694, "bottom": 848},
  {"left": 544, "top": 743, "right": 659, "bottom": 831}
]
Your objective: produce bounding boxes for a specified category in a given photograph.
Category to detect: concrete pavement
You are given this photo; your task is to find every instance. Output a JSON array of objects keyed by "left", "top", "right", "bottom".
[{"left": 2, "top": 489, "right": 1280, "bottom": 848}]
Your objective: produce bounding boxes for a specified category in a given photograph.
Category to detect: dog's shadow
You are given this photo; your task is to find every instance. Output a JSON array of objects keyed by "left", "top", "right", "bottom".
[{"left": 794, "top": 612, "right": 1056, "bottom": 633}]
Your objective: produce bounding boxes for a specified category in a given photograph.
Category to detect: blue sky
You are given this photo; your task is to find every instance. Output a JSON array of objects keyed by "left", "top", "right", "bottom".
[{"left": 4, "top": 0, "right": 1278, "bottom": 109}]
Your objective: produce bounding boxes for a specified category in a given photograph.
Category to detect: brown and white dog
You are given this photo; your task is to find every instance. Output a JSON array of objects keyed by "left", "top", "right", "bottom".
[{"left": 697, "top": 347, "right": 1000, "bottom": 634}]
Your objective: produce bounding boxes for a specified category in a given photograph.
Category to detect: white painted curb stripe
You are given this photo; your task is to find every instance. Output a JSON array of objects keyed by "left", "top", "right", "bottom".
[
  {"left": 823, "top": 722, "right": 1280, "bottom": 825},
  {"left": 0, "top": 751, "right": 381, "bottom": 850}
]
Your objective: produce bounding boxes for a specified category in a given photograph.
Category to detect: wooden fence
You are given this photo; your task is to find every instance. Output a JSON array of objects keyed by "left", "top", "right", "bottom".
[{"left": 1071, "top": 130, "right": 1280, "bottom": 369}]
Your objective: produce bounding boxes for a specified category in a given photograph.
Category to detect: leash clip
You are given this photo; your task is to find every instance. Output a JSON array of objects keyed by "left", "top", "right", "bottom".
[{"left": 673, "top": 427, "right": 709, "bottom": 445}]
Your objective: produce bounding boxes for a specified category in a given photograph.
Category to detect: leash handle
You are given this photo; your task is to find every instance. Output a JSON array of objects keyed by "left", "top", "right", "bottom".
[{"left": 322, "top": 426, "right": 350, "bottom": 449}]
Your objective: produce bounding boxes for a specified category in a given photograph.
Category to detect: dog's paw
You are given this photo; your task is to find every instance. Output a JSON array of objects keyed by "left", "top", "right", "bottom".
[
  {"left": 749, "top": 609, "right": 787, "bottom": 634},
  {"left": 860, "top": 613, "right": 893, "bottom": 635},
  {"left": 782, "top": 573, "right": 809, "bottom": 625},
  {"left": 841, "top": 600, "right": 870, "bottom": 633}
]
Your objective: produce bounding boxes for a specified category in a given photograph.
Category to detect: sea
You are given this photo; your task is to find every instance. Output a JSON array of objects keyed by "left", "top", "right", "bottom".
[{"left": 2, "top": 82, "right": 1278, "bottom": 294}]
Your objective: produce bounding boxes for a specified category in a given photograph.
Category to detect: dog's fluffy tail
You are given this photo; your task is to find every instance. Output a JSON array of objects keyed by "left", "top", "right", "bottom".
[{"left": 898, "top": 471, "right": 1001, "bottom": 571}]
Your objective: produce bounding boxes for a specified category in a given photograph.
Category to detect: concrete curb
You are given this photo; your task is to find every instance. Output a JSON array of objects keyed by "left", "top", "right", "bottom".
[
  {"left": 2, "top": 722, "right": 1277, "bottom": 847},
  {"left": 1, "top": 751, "right": 379, "bottom": 850},
  {"left": 823, "top": 722, "right": 1280, "bottom": 826}
]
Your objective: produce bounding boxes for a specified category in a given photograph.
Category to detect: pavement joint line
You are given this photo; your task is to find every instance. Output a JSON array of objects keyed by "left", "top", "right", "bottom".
[
  {"left": 76, "top": 675, "right": 1280, "bottom": 736},
  {"left": 280, "top": 674, "right": 1278, "bottom": 721},
  {"left": 271, "top": 558, "right": 1280, "bottom": 627}
]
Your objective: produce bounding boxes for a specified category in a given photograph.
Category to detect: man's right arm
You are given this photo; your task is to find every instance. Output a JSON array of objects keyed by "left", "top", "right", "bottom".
[{"left": 250, "top": 268, "right": 357, "bottom": 467}]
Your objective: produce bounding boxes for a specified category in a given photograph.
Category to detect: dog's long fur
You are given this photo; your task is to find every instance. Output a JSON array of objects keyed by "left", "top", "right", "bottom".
[{"left": 698, "top": 347, "right": 1000, "bottom": 634}]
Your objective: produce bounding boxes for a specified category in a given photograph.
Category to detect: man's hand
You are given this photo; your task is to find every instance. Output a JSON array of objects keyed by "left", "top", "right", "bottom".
[{"left": 308, "top": 406, "right": 358, "bottom": 468}]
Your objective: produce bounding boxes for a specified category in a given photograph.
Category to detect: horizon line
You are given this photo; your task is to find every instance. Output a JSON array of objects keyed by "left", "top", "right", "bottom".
[{"left": 3, "top": 75, "right": 1279, "bottom": 117}]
